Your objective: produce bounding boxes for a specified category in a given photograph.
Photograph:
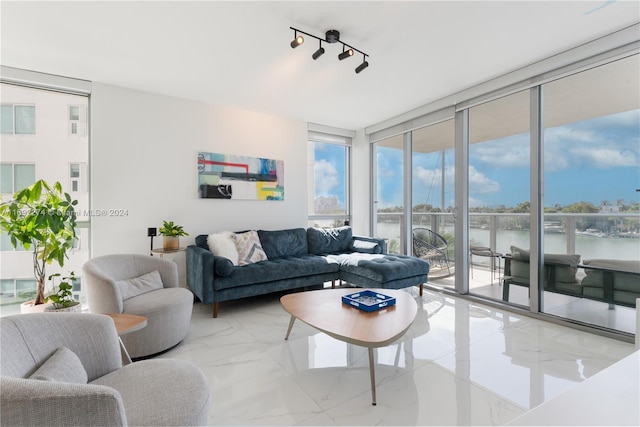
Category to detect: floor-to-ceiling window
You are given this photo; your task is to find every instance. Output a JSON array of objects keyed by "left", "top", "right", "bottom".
[
  {"left": 368, "top": 44, "right": 638, "bottom": 338},
  {"left": 307, "top": 131, "right": 351, "bottom": 228},
  {"left": 540, "top": 54, "right": 640, "bottom": 333},
  {"left": 412, "top": 119, "right": 455, "bottom": 285},
  {"left": 373, "top": 134, "right": 404, "bottom": 254},
  {"left": 468, "top": 90, "right": 531, "bottom": 307},
  {"left": 0, "top": 76, "right": 90, "bottom": 315}
]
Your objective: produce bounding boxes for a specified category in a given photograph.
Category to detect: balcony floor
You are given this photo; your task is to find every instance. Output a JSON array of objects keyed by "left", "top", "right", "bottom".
[{"left": 429, "top": 265, "right": 637, "bottom": 334}]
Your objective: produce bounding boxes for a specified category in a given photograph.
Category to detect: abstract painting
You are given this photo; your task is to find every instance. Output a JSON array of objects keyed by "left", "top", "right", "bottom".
[{"left": 197, "top": 152, "right": 284, "bottom": 200}]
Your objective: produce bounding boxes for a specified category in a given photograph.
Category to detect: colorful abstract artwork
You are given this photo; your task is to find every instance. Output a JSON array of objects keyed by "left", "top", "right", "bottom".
[{"left": 197, "top": 152, "right": 284, "bottom": 200}]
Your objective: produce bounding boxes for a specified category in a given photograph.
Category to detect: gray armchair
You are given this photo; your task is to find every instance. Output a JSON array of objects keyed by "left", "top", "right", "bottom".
[
  {"left": 82, "top": 254, "right": 193, "bottom": 359},
  {"left": 0, "top": 313, "right": 210, "bottom": 426}
]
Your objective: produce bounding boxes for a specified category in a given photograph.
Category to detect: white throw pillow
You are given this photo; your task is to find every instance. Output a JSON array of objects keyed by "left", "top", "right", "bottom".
[
  {"left": 207, "top": 232, "right": 239, "bottom": 266},
  {"left": 116, "top": 270, "right": 164, "bottom": 301}
]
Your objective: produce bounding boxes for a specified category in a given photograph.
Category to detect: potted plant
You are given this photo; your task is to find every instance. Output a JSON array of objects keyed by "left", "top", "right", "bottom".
[
  {"left": 159, "top": 220, "right": 189, "bottom": 250},
  {"left": 0, "top": 180, "right": 78, "bottom": 312},
  {"left": 44, "top": 271, "right": 81, "bottom": 312}
]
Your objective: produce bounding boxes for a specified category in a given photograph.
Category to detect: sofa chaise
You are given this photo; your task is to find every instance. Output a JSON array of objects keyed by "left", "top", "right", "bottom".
[{"left": 187, "top": 226, "right": 430, "bottom": 317}]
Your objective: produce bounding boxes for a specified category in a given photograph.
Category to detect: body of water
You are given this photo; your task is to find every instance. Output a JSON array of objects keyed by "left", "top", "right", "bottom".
[{"left": 376, "top": 222, "right": 640, "bottom": 262}]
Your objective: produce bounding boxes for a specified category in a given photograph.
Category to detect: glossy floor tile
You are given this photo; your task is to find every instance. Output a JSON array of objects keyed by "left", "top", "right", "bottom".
[{"left": 159, "top": 286, "right": 636, "bottom": 426}]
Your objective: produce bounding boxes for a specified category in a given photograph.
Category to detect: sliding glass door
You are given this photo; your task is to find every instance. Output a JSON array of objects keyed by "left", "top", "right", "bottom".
[
  {"left": 369, "top": 52, "right": 638, "bottom": 337},
  {"left": 412, "top": 120, "right": 455, "bottom": 287},
  {"left": 467, "top": 90, "right": 531, "bottom": 306},
  {"left": 540, "top": 54, "right": 640, "bottom": 332}
]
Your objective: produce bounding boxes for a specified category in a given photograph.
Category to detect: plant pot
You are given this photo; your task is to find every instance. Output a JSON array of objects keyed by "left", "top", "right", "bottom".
[
  {"left": 163, "top": 236, "right": 180, "bottom": 251},
  {"left": 20, "top": 300, "right": 53, "bottom": 314},
  {"left": 45, "top": 302, "right": 81, "bottom": 313}
]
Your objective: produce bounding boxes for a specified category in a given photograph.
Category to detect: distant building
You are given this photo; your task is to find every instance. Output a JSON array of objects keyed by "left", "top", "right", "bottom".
[
  {"left": 600, "top": 205, "right": 619, "bottom": 213},
  {"left": 314, "top": 196, "right": 342, "bottom": 214},
  {"left": 1, "top": 83, "right": 89, "bottom": 304}
]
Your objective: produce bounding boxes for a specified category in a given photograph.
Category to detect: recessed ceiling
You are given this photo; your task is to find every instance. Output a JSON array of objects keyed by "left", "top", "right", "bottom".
[{"left": 1, "top": 1, "right": 638, "bottom": 130}]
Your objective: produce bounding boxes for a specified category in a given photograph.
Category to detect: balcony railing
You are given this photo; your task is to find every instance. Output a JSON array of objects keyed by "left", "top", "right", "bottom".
[{"left": 376, "top": 211, "right": 640, "bottom": 263}]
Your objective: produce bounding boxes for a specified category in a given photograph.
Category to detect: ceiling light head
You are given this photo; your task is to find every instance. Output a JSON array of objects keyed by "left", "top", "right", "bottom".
[
  {"left": 312, "top": 46, "right": 325, "bottom": 60},
  {"left": 355, "top": 60, "right": 369, "bottom": 74},
  {"left": 338, "top": 48, "right": 354, "bottom": 60},
  {"left": 290, "top": 33, "right": 304, "bottom": 48}
]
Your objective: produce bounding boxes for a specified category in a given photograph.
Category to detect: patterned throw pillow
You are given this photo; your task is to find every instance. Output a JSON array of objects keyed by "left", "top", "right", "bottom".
[{"left": 233, "top": 230, "right": 268, "bottom": 266}]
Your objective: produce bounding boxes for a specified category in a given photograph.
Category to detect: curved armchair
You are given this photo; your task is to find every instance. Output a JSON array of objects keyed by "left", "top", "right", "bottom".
[
  {"left": 412, "top": 228, "right": 452, "bottom": 275},
  {"left": 0, "top": 313, "right": 210, "bottom": 426},
  {"left": 82, "top": 254, "right": 193, "bottom": 359}
]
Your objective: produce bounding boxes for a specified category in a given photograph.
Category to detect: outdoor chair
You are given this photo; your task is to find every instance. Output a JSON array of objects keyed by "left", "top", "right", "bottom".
[
  {"left": 469, "top": 246, "right": 502, "bottom": 285},
  {"left": 412, "top": 228, "right": 452, "bottom": 275}
]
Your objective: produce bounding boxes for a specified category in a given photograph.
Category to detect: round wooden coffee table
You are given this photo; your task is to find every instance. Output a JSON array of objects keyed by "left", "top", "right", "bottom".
[{"left": 280, "top": 288, "right": 417, "bottom": 405}]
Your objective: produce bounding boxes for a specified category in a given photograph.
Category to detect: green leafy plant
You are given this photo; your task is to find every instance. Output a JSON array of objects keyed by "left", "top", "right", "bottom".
[
  {"left": 159, "top": 220, "right": 189, "bottom": 237},
  {"left": 45, "top": 271, "right": 77, "bottom": 309},
  {"left": 0, "top": 180, "right": 78, "bottom": 305}
]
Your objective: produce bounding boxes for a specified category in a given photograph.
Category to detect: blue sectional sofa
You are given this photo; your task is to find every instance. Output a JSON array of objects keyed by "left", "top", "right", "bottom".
[{"left": 187, "top": 227, "right": 430, "bottom": 317}]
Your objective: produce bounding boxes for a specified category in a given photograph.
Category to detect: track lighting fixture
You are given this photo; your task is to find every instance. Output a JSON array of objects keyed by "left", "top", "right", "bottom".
[
  {"left": 289, "top": 26, "right": 369, "bottom": 73},
  {"left": 312, "top": 40, "right": 325, "bottom": 60}
]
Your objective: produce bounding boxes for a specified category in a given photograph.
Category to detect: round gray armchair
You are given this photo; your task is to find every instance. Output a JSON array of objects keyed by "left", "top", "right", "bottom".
[
  {"left": 1, "top": 313, "right": 210, "bottom": 426},
  {"left": 82, "top": 254, "right": 193, "bottom": 359}
]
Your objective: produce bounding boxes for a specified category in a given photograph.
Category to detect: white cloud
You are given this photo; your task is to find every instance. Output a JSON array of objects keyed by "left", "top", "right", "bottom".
[
  {"left": 469, "top": 165, "right": 500, "bottom": 194},
  {"left": 314, "top": 160, "right": 338, "bottom": 195},
  {"left": 414, "top": 166, "right": 441, "bottom": 184},
  {"left": 469, "top": 196, "right": 487, "bottom": 208},
  {"left": 570, "top": 147, "right": 639, "bottom": 168},
  {"left": 546, "top": 126, "right": 596, "bottom": 145},
  {"left": 472, "top": 135, "right": 529, "bottom": 168},
  {"left": 414, "top": 164, "right": 499, "bottom": 200}
]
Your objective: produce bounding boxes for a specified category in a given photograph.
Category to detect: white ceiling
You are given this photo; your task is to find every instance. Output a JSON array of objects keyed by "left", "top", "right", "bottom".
[{"left": 1, "top": 1, "right": 639, "bottom": 130}]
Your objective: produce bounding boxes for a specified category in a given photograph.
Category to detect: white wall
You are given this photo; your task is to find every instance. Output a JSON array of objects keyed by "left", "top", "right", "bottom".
[
  {"left": 351, "top": 129, "right": 371, "bottom": 236},
  {"left": 90, "top": 83, "right": 308, "bottom": 256}
]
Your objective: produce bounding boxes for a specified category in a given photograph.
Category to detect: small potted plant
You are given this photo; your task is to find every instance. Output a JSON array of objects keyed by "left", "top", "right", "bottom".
[
  {"left": 159, "top": 220, "right": 189, "bottom": 250},
  {"left": 45, "top": 271, "right": 81, "bottom": 312}
]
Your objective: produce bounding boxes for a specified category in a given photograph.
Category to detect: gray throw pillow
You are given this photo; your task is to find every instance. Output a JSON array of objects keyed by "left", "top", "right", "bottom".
[
  {"left": 29, "top": 347, "right": 88, "bottom": 384},
  {"left": 116, "top": 270, "right": 164, "bottom": 301}
]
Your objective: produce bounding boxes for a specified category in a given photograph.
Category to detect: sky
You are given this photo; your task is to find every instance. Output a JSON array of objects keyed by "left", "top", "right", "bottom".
[
  {"left": 313, "top": 109, "right": 639, "bottom": 211},
  {"left": 313, "top": 142, "right": 347, "bottom": 207},
  {"left": 379, "top": 109, "right": 640, "bottom": 210}
]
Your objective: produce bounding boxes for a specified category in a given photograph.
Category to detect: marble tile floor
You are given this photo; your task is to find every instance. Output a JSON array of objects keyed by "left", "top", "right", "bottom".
[{"left": 158, "top": 286, "right": 636, "bottom": 426}]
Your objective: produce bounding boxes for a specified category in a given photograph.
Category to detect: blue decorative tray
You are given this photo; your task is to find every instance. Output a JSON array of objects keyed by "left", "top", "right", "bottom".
[{"left": 341, "top": 290, "right": 396, "bottom": 312}]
